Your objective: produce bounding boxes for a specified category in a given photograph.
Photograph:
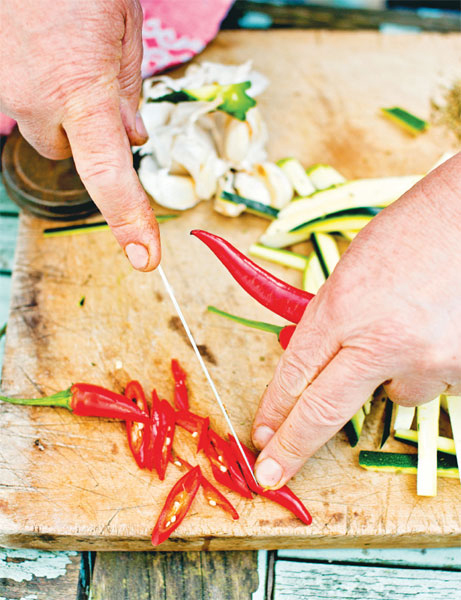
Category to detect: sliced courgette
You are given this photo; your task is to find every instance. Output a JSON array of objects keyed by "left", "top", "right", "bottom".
[
  {"left": 394, "top": 428, "right": 455, "bottom": 456},
  {"left": 343, "top": 409, "right": 366, "bottom": 448},
  {"left": 359, "top": 450, "right": 458, "bottom": 479},
  {"left": 311, "top": 232, "right": 341, "bottom": 280},
  {"left": 393, "top": 405, "right": 415, "bottom": 431},
  {"left": 381, "top": 107, "right": 429, "bottom": 135},
  {"left": 220, "top": 191, "right": 279, "bottom": 220},
  {"left": 248, "top": 243, "right": 309, "bottom": 271},
  {"left": 380, "top": 397, "right": 394, "bottom": 449},
  {"left": 302, "top": 252, "right": 325, "bottom": 294},
  {"left": 417, "top": 397, "right": 440, "bottom": 496},
  {"left": 341, "top": 230, "right": 360, "bottom": 241},
  {"left": 305, "top": 164, "right": 346, "bottom": 190},
  {"left": 446, "top": 395, "right": 461, "bottom": 485},
  {"left": 277, "top": 158, "right": 315, "bottom": 197}
]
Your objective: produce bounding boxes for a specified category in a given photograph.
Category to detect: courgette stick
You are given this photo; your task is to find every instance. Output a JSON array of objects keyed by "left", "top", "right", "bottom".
[
  {"left": 381, "top": 107, "right": 429, "bottom": 135},
  {"left": 417, "top": 397, "right": 440, "bottom": 496},
  {"left": 277, "top": 158, "right": 315, "bottom": 197},
  {"left": 380, "top": 398, "right": 394, "bottom": 449},
  {"left": 302, "top": 252, "right": 325, "bottom": 294},
  {"left": 220, "top": 191, "right": 279, "bottom": 220},
  {"left": 394, "top": 429, "right": 455, "bottom": 456},
  {"left": 341, "top": 230, "right": 360, "bottom": 241},
  {"left": 393, "top": 405, "right": 415, "bottom": 431},
  {"left": 446, "top": 395, "right": 461, "bottom": 485},
  {"left": 359, "top": 450, "right": 458, "bottom": 479},
  {"left": 305, "top": 164, "right": 346, "bottom": 190},
  {"left": 249, "top": 243, "right": 309, "bottom": 271},
  {"left": 363, "top": 396, "right": 372, "bottom": 415}
]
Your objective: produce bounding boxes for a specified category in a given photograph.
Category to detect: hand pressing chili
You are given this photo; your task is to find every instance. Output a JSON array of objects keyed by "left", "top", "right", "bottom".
[
  {"left": 0, "top": 383, "right": 150, "bottom": 423},
  {"left": 191, "top": 230, "right": 314, "bottom": 323},
  {"left": 124, "top": 381, "right": 150, "bottom": 469}
]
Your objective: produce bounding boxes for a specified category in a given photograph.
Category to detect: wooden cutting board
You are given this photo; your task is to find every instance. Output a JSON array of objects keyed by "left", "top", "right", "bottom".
[{"left": 1, "top": 31, "right": 460, "bottom": 550}]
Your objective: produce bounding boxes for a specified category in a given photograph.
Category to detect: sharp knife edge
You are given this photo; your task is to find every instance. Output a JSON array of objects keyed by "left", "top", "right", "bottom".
[{"left": 157, "top": 264, "right": 259, "bottom": 486}]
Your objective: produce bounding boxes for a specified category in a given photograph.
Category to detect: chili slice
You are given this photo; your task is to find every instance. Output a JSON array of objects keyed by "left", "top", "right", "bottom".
[
  {"left": 228, "top": 435, "right": 312, "bottom": 525},
  {"left": 196, "top": 416, "right": 210, "bottom": 453},
  {"left": 175, "top": 409, "right": 206, "bottom": 437},
  {"left": 145, "top": 389, "right": 161, "bottom": 472},
  {"left": 124, "top": 381, "right": 150, "bottom": 469},
  {"left": 154, "top": 400, "right": 176, "bottom": 480},
  {"left": 0, "top": 383, "right": 150, "bottom": 423},
  {"left": 151, "top": 466, "right": 201, "bottom": 546},
  {"left": 191, "top": 229, "right": 314, "bottom": 324},
  {"left": 171, "top": 359, "right": 189, "bottom": 411},
  {"left": 200, "top": 474, "right": 239, "bottom": 520},
  {"left": 208, "top": 430, "right": 252, "bottom": 499}
]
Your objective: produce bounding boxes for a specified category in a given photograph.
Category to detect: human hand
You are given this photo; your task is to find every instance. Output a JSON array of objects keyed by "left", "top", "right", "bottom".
[
  {"left": 251, "top": 153, "right": 461, "bottom": 489},
  {"left": 0, "top": 0, "right": 160, "bottom": 270}
]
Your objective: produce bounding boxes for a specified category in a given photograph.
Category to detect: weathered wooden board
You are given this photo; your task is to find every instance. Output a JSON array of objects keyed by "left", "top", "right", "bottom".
[
  {"left": 1, "top": 31, "right": 460, "bottom": 550},
  {"left": 90, "top": 551, "right": 258, "bottom": 600}
]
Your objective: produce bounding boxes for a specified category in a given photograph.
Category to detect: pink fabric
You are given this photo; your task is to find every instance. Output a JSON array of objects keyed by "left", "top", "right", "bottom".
[{"left": 0, "top": 0, "right": 233, "bottom": 134}]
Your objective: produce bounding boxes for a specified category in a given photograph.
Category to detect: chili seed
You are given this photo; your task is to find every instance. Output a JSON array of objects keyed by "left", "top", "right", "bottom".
[
  {"left": 191, "top": 431, "right": 198, "bottom": 438},
  {"left": 209, "top": 500, "right": 217, "bottom": 507}
]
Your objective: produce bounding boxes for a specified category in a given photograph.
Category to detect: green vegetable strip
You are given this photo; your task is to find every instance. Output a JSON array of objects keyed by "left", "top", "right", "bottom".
[
  {"left": 221, "top": 192, "right": 279, "bottom": 220},
  {"left": 417, "top": 397, "right": 440, "bottom": 496},
  {"left": 359, "top": 450, "right": 458, "bottom": 478},
  {"left": 446, "top": 396, "right": 461, "bottom": 485},
  {"left": 207, "top": 305, "right": 283, "bottom": 336},
  {"left": 249, "top": 243, "right": 309, "bottom": 271},
  {"left": 43, "top": 215, "right": 177, "bottom": 238},
  {"left": 379, "top": 397, "right": 394, "bottom": 449},
  {"left": 394, "top": 429, "right": 456, "bottom": 456},
  {"left": 381, "top": 107, "right": 429, "bottom": 134},
  {"left": 0, "top": 323, "right": 6, "bottom": 341}
]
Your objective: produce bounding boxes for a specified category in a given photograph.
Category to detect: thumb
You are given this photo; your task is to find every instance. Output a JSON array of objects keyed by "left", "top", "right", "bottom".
[
  {"left": 254, "top": 348, "right": 381, "bottom": 489},
  {"left": 63, "top": 94, "right": 160, "bottom": 271}
]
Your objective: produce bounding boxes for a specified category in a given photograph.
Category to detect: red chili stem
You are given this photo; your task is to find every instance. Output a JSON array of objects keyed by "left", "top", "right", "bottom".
[{"left": 191, "top": 230, "right": 314, "bottom": 323}]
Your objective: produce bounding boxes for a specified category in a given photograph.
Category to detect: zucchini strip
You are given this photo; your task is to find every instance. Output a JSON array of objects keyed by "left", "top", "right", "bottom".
[
  {"left": 380, "top": 398, "right": 394, "bottom": 449},
  {"left": 446, "top": 395, "right": 461, "bottom": 484},
  {"left": 393, "top": 405, "right": 415, "bottom": 431},
  {"left": 248, "top": 243, "right": 309, "bottom": 271},
  {"left": 394, "top": 428, "right": 455, "bottom": 456},
  {"left": 305, "top": 164, "right": 346, "bottom": 190},
  {"left": 343, "top": 409, "right": 366, "bottom": 448},
  {"left": 221, "top": 191, "right": 279, "bottom": 220},
  {"left": 302, "top": 252, "right": 325, "bottom": 295},
  {"left": 43, "top": 214, "right": 177, "bottom": 238},
  {"left": 277, "top": 158, "right": 315, "bottom": 197},
  {"left": 359, "top": 450, "right": 458, "bottom": 479},
  {"left": 417, "top": 397, "right": 440, "bottom": 496},
  {"left": 381, "top": 107, "right": 429, "bottom": 135}
]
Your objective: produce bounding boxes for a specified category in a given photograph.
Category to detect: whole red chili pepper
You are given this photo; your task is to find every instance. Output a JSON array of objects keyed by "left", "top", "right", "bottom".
[
  {"left": 0, "top": 384, "right": 150, "bottom": 423},
  {"left": 191, "top": 230, "right": 314, "bottom": 323},
  {"left": 154, "top": 400, "right": 176, "bottom": 480},
  {"left": 228, "top": 435, "right": 312, "bottom": 525},
  {"left": 151, "top": 465, "right": 202, "bottom": 546},
  {"left": 279, "top": 324, "right": 296, "bottom": 350},
  {"left": 124, "top": 381, "right": 150, "bottom": 469},
  {"left": 171, "top": 359, "right": 189, "bottom": 411}
]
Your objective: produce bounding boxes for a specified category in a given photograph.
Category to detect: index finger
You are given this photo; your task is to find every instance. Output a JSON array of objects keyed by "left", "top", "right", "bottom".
[{"left": 63, "top": 94, "right": 161, "bottom": 271}]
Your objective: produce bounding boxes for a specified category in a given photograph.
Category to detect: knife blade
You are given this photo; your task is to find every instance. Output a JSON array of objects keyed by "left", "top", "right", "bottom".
[{"left": 157, "top": 264, "right": 258, "bottom": 486}]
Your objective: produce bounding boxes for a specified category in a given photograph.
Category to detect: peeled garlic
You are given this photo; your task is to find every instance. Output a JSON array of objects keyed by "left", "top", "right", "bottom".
[
  {"left": 234, "top": 171, "right": 271, "bottom": 205},
  {"left": 138, "top": 157, "right": 199, "bottom": 210},
  {"left": 256, "top": 162, "right": 293, "bottom": 209}
]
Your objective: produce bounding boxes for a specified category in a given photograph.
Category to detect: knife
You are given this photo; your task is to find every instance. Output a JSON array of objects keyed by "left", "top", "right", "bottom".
[{"left": 157, "top": 264, "right": 259, "bottom": 486}]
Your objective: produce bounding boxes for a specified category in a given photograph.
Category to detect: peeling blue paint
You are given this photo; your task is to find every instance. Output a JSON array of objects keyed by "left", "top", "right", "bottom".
[{"left": 0, "top": 549, "right": 77, "bottom": 583}]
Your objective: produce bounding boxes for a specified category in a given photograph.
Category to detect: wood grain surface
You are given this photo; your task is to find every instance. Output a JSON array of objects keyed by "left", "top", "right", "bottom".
[{"left": 1, "top": 31, "right": 460, "bottom": 550}]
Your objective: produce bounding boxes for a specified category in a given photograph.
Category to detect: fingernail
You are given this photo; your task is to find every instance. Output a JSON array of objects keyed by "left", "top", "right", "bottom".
[
  {"left": 253, "top": 425, "right": 275, "bottom": 450},
  {"left": 255, "top": 457, "right": 283, "bottom": 488},
  {"left": 135, "top": 111, "right": 148, "bottom": 139},
  {"left": 125, "top": 243, "right": 149, "bottom": 270}
]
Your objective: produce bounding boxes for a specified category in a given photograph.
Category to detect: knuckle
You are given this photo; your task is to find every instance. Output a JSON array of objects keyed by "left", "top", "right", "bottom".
[
  {"left": 298, "top": 390, "right": 350, "bottom": 430},
  {"left": 275, "top": 353, "right": 309, "bottom": 399},
  {"left": 274, "top": 431, "right": 305, "bottom": 461}
]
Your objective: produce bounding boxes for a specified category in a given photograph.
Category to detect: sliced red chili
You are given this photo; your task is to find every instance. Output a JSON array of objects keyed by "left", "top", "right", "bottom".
[
  {"left": 151, "top": 465, "right": 201, "bottom": 546},
  {"left": 228, "top": 435, "right": 312, "bottom": 525},
  {"left": 175, "top": 409, "right": 206, "bottom": 437},
  {"left": 191, "top": 230, "right": 314, "bottom": 323},
  {"left": 124, "top": 381, "right": 150, "bottom": 469},
  {"left": 154, "top": 399, "right": 176, "bottom": 481},
  {"left": 200, "top": 474, "right": 239, "bottom": 520},
  {"left": 203, "top": 431, "right": 252, "bottom": 499},
  {"left": 171, "top": 359, "right": 189, "bottom": 411},
  {"left": 145, "top": 389, "right": 161, "bottom": 472},
  {"left": 208, "top": 430, "right": 252, "bottom": 499},
  {"left": 170, "top": 450, "right": 194, "bottom": 473},
  {"left": 196, "top": 416, "right": 210, "bottom": 453}
]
